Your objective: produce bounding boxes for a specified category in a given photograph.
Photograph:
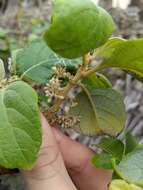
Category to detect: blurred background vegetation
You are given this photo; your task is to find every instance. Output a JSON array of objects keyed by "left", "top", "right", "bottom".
[{"left": 0, "top": 0, "right": 143, "bottom": 189}]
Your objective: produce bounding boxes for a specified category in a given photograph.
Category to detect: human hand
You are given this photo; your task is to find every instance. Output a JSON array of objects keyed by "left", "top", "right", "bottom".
[{"left": 23, "top": 115, "right": 112, "bottom": 190}]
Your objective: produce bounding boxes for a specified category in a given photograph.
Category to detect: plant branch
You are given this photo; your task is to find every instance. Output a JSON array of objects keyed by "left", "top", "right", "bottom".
[
  {"left": 47, "top": 54, "right": 88, "bottom": 118},
  {"left": 47, "top": 55, "right": 103, "bottom": 119}
]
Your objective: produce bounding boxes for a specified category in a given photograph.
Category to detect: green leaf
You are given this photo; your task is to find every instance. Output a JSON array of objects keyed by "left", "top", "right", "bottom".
[
  {"left": 109, "top": 180, "right": 130, "bottom": 190},
  {"left": 70, "top": 87, "right": 126, "bottom": 136},
  {"left": 109, "top": 180, "right": 142, "bottom": 190},
  {"left": 130, "top": 184, "right": 143, "bottom": 190},
  {"left": 82, "top": 73, "right": 112, "bottom": 89},
  {"left": 14, "top": 39, "right": 81, "bottom": 84},
  {"left": 114, "top": 149, "right": 143, "bottom": 187},
  {"left": 0, "top": 81, "right": 42, "bottom": 169},
  {"left": 125, "top": 133, "right": 139, "bottom": 155},
  {"left": 44, "top": 0, "right": 114, "bottom": 58},
  {"left": 92, "top": 153, "right": 113, "bottom": 169},
  {"left": 98, "top": 137, "right": 125, "bottom": 161},
  {"left": 94, "top": 38, "right": 143, "bottom": 80}
]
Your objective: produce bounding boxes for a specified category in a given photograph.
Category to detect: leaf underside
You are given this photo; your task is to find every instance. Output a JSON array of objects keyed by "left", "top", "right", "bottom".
[
  {"left": 70, "top": 87, "right": 126, "bottom": 136},
  {"left": 14, "top": 39, "right": 81, "bottom": 84},
  {"left": 95, "top": 38, "right": 143, "bottom": 81},
  {"left": 0, "top": 81, "right": 42, "bottom": 169}
]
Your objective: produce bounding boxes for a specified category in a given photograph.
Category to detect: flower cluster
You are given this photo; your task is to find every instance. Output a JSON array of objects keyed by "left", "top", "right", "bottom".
[
  {"left": 50, "top": 115, "right": 80, "bottom": 129},
  {"left": 52, "top": 66, "right": 72, "bottom": 79},
  {"left": 44, "top": 77, "right": 64, "bottom": 101},
  {"left": 44, "top": 66, "right": 82, "bottom": 129},
  {"left": 44, "top": 66, "right": 73, "bottom": 103}
]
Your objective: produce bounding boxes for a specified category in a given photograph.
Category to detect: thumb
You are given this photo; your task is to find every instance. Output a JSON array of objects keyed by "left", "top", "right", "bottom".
[
  {"left": 53, "top": 127, "right": 112, "bottom": 190},
  {"left": 23, "top": 115, "right": 77, "bottom": 190}
]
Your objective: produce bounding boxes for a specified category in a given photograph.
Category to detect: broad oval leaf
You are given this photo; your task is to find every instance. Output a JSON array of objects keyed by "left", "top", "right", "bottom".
[
  {"left": 14, "top": 39, "right": 81, "bottom": 84},
  {"left": 94, "top": 38, "right": 143, "bottom": 80},
  {"left": 115, "top": 149, "right": 143, "bottom": 187},
  {"left": 0, "top": 81, "right": 42, "bottom": 169},
  {"left": 44, "top": 0, "right": 114, "bottom": 58},
  {"left": 70, "top": 87, "right": 126, "bottom": 136}
]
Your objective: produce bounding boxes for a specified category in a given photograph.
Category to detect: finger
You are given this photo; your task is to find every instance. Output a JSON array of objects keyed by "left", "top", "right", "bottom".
[
  {"left": 23, "top": 115, "right": 77, "bottom": 190},
  {"left": 23, "top": 114, "right": 64, "bottom": 179},
  {"left": 53, "top": 128, "right": 112, "bottom": 190}
]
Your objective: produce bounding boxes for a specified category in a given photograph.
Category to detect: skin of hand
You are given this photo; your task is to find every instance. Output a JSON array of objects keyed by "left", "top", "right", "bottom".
[{"left": 23, "top": 115, "right": 112, "bottom": 190}]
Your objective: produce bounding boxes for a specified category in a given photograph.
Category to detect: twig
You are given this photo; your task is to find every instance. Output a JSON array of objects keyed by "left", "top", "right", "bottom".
[
  {"left": 47, "top": 54, "right": 89, "bottom": 118},
  {"left": 47, "top": 54, "right": 103, "bottom": 119}
]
